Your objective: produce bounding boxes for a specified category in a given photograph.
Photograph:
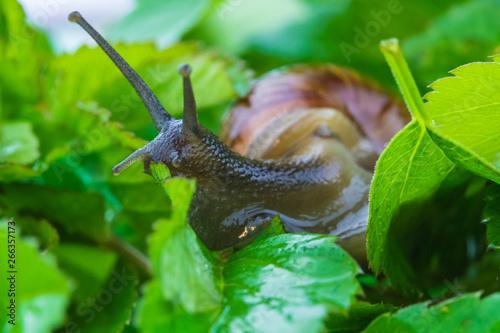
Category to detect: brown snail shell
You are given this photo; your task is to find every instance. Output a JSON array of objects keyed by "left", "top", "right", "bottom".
[
  {"left": 221, "top": 64, "right": 410, "bottom": 167},
  {"left": 219, "top": 65, "right": 410, "bottom": 262}
]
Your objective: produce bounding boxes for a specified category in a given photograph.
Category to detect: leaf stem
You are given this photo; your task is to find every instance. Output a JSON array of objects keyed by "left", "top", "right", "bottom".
[
  {"left": 103, "top": 237, "right": 153, "bottom": 279},
  {"left": 380, "top": 38, "right": 426, "bottom": 121}
]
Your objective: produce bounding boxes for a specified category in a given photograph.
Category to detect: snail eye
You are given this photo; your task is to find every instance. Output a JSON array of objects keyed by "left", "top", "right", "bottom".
[{"left": 314, "top": 124, "right": 342, "bottom": 141}]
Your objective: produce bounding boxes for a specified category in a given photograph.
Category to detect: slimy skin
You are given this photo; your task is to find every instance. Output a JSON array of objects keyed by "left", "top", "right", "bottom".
[{"left": 69, "top": 12, "right": 409, "bottom": 264}]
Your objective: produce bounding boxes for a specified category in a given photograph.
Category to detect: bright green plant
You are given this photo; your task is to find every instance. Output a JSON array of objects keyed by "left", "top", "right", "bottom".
[{"left": 1, "top": 0, "right": 500, "bottom": 332}]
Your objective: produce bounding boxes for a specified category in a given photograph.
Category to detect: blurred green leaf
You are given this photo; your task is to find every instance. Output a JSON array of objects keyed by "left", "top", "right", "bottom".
[
  {"left": 52, "top": 243, "right": 117, "bottom": 304},
  {"left": 323, "top": 302, "right": 394, "bottom": 333},
  {"left": 0, "top": 162, "right": 42, "bottom": 182},
  {"left": 17, "top": 217, "right": 59, "bottom": 251},
  {"left": 253, "top": 214, "right": 286, "bottom": 243},
  {"left": 0, "top": 122, "right": 39, "bottom": 164},
  {"left": 0, "top": 225, "right": 70, "bottom": 333},
  {"left": 187, "top": 0, "right": 479, "bottom": 90},
  {"left": 110, "top": 0, "right": 211, "bottom": 48},
  {"left": 63, "top": 261, "right": 138, "bottom": 333},
  {"left": 0, "top": 0, "right": 52, "bottom": 116},
  {"left": 364, "top": 293, "right": 500, "bottom": 332},
  {"left": 49, "top": 43, "right": 251, "bottom": 138},
  {"left": 136, "top": 280, "right": 218, "bottom": 333},
  {"left": 0, "top": 183, "right": 107, "bottom": 240},
  {"left": 404, "top": 0, "right": 500, "bottom": 86}
]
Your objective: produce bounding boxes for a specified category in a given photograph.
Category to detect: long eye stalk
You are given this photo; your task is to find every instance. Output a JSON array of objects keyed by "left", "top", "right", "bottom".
[
  {"left": 178, "top": 64, "right": 200, "bottom": 134},
  {"left": 68, "top": 11, "right": 172, "bottom": 131}
]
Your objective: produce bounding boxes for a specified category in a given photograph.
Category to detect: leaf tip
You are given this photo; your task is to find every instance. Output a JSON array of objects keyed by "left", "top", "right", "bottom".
[{"left": 488, "top": 54, "right": 500, "bottom": 63}]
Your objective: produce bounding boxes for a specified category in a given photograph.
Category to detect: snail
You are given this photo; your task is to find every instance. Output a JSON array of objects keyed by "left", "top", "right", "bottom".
[{"left": 69, "top": 12, "right": 410, "bottom": 263}]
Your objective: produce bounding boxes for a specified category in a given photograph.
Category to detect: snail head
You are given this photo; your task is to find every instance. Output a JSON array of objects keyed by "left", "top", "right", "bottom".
[{"left": 69, "top": 11, "right": 210, "bottom": 178}]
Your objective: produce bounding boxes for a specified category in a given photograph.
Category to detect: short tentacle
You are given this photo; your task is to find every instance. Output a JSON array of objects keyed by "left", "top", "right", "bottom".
[
  {"left": 178, "top": 64, "right": 200, "bottom": 134},
  {"left": 112, "top": 148, "right": 149, "bottom": 175},
  {"left": 68, "top": 11, "right": 172, "bottom": 131}
]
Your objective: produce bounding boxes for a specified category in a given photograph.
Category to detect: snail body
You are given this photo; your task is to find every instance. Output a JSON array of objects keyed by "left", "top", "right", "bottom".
[{"left": 69, "top": 12, "right": 409, "bottom": 263}]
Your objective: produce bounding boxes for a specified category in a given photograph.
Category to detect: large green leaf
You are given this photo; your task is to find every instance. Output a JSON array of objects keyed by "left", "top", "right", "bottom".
[
  {"left": 367, "top": 39, "right": 486, "bottom": 293},
  {"left": 212, "top": 234, "right": 362, "bottom": 332},
  {"left": 363, "top": 293, "right": 500, "bottom": 332},
  {"left": 367, "top": 121, "right": 456, "bottom": 291},
  {"left": 423, "top": 56, "right": 500, "bottom": 184},
  {"left": 0, "top": 225, "right": 70, "bottom": 333}
]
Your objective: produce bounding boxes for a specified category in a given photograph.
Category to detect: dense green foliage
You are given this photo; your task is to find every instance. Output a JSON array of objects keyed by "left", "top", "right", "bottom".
[{"left": 1, "top": 0, "right": 500, "bottom": 332}]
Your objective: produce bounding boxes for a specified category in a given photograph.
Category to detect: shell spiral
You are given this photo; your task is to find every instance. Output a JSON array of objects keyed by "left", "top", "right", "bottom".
[{"left": 221, "top": 64, "right": 410, "bottom": 163}]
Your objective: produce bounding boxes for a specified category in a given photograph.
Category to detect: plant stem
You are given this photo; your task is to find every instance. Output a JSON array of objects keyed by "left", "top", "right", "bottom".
[
  {"left": 103, "top": 237, "right": 153, "bottom": 279},
  {"left": 380, "top": 38, "right": 426, "bottom": 122}
]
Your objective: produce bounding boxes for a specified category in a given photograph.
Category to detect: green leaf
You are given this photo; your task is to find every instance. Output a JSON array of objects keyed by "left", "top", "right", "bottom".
[
  {"left": 151, "top": 221, "right": 222, "bottom": 313},
  {"left": 148, "top": 165, "right": 220, "bottom": 313},
  {"left": 484, "top": 182, "right": 500, "bottom": 250},
  {"left": 369, "top": 39, "right": 487, "bottom": 293},
  {"left": 0, "top": 224, "right": 70, "bottom": 333},
  {"left": 136, "top": 280, "right": 218, "bottom": 333},
  {"left": 212, "top": 234, "right": 363, "bottom": 332},
  {"left": 52, "top": 243, "right": 118, "bottom": 304},
  {"left": 324, "top": 302, "right": 394, "bottom": 333},
  {"left": 0, "top": 0, "right": 52, "bottom": 112},
  {"left": 367, "top": 121, "right": 454, "bottom": 291},
  {"left": 137, "top": 165, "right": 222, "bottom": 331},
  {"left": 49, "top": 43, "right": 251, "bottom": 136},
  {"left": 17, "top": 217, "right": 59, "bottom": 251},
  {"left": 188, "top": 0, "right": 467, "bottom": 87},
  {"left": 403, "top": 0, "right": 500, "bottom": 86},
  {"left": 0, "top": 183, "right": 107, "bottom": 240},
  {"left": 109, "top": 0, "right": 211, "bottom": 48},
  {"left": 0, "top": 122, "right": 40, "bottom": 164},
  {"left": 253, "top": 214, "right": 286, "bottom": 243},
  {"left": 423, "top": 57, "right": 500, "bottom": 184},
  {"left": 363, "top": 293, "right": 500, "bottom": 332},
  {"left": 64, "top": 262, "right": 138, "bottom": 333},
  {"left": 0, "top": 162, "right": 43, "bottom": 182}
]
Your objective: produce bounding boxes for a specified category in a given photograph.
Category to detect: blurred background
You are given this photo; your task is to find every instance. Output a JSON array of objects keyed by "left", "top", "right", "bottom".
[
  {"left": 2, "top": 0, "right": 500, "bottom": 332},
  {"left": 18, "top": 0, "right": 500, "bottom": 89}
]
